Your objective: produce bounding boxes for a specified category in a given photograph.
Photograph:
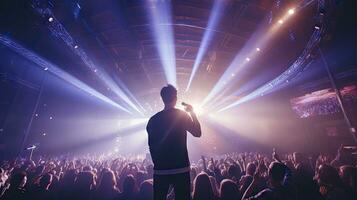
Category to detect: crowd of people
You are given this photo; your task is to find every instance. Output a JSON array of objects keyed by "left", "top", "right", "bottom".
[{"left": 0, "top": 146, "right": 356, "bottom": 200}]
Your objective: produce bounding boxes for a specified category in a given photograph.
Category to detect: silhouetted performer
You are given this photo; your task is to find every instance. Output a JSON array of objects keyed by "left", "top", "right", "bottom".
[{"left": 147, "top": 84, "right": 202, "bottom": 200}]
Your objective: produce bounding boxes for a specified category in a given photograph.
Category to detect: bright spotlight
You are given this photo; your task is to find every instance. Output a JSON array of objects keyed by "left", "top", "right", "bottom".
[
  {"left": 74, "top": 45, "right": 79, "bottom": 49},
  {"left": 48, "top": 17, "right": 54, "bottom": 22},
  {"left": 288, "top": 8, "right": 295, "bottom": 15},
  {"left": 195, "top": 107, "right": 205, "bottom": 115},
  {"left": 245, "top": 57, "right": 251, "bottom": 62},
  {"left": 44, "top": 67, "right": 49, "bottom": 71},
  {"left": 278, "top": 19, "right": 284, "bottom": 24},
  {"left": 256, "top": 47, "right": 261, "bottom": 52}
]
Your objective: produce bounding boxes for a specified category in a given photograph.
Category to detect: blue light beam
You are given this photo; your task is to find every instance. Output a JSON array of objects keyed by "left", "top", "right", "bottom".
[
  {"left": 186, "top": 0, "right": 225, "bottom": 91},
  {"left": 218, "top": 29, "right": 323, "bottom": 112},
  {"left": 201, "top": 3, "right": 306, "bottom": 108},
  {"left": 32, "top": 6, "right": 144, "bottom": 116},
  {"left": 200, "top": 27, "right": 266, "bottom": 108},
  {"left": 203, "top": 0, "right": 318, "bottom": 110},
  {"left": 0, "top": 35, "right": 132, "bottom": 114},
  {"left": 147, "top": 0, "right": 177, "bottom": 87},
  {"left": 215, "top": 0, "right": 325, "bottom": 112}
]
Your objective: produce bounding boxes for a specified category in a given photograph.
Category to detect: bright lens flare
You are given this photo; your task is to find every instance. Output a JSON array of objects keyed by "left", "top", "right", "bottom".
[
  {"left": 194, "top": 106, "right": 205, "bottom": 116},
  {"left": 288, "top": 8, "right": 295, "bottom": 15}
]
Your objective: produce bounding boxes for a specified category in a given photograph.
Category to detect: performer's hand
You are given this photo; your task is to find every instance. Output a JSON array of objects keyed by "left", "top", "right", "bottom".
[{"left": 183, "top": 103, "right": 194, "bottom": 113}]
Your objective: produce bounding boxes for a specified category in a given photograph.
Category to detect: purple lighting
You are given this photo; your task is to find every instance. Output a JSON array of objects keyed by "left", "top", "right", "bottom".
[
  {"left": 0, "top": 35, "right": 132, "bottom": 114},
  {"left": 186, "top": 0, "right": 225, "bottom": 91},
  {"left": 147, "top": 0, "right": 177, "bottom": 87}
]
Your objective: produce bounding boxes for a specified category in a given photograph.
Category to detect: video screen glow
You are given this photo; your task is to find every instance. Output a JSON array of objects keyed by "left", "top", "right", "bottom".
[{"left": 291, "top": 85, "right": 357, "bottom": 118}]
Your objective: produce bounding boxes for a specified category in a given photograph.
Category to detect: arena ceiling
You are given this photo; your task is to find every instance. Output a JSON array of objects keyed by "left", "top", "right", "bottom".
[{"left": 0, "top": 0, "right": 345, "bottom": 116}]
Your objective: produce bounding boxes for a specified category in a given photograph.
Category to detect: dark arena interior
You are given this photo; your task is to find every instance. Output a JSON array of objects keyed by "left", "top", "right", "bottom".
[{"left": 0, "top": 0, "right": 357, "bottom": 200}]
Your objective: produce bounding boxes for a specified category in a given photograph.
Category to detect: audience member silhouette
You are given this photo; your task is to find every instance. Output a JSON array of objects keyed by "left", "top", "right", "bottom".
[
  {"left": 0, "top": 172, "right": 27, "bottom": 200},
  {"left": 28, "top": 173, "right": 53, "bottom": 200},
  {"left": 241, "top": 161, "right": 295, "bottom": 200},
  {"left": 116, "top": 174, "right": 138, "bottom": 200},
  {"left": 94, "top": 169, "right": 119, "bottom": 200},
  {"left": 192, "top": 172, "right": 217, "bottom": 200},
  {"left": 219, "top": 179, "right": 241, "bottom": 200},
  {"left": 72, "top": 171, "right": 95, "bottom": 200},
  {"left": 316, "top": 164, "right": 352, "bottom": 200},
  {"left": 137, "top": 179, "right": 154, "bottom": 200}
]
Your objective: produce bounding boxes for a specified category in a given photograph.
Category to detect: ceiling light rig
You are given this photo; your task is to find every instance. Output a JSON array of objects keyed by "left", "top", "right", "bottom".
[
  {"left": 217, "top": 1, "right": 328, "bottom": 112},
  {"left": 277, "top": 7, "right": 297, "bottom": 25},
  {"left": 31, "top": 2, "right": 144, "bottom": 116}
]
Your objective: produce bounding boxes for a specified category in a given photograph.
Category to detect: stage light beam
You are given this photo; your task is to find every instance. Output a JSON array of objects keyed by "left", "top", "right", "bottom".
[
  {"left": 185, "top": 0, "right": 225, "bottom": 91},
  {"left": 31, "top": 6, "right": 144, "bottom": 116},
  {"left": 217, "top": 13, "right": 324, "bottom": 112},
  {"left": 0, "top": 35, "right": 132, "bottom": 114},
  {"left": 200, "top": 2, "right": 306, "bottom": 109},
  {"left": 147, "top": 0, "right": 177, "bottom": 87}
]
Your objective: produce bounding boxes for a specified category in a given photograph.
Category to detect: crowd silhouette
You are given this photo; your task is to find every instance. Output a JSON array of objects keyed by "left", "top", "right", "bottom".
[{"left": 0, "top": 146, "right": 356, "bottom": 200}]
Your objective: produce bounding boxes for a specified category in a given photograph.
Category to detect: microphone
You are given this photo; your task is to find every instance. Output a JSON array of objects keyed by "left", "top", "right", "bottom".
[
  {"left": 26, "top": 145, "right": 37, "bottom": 150},
  {"left": 181, "top": 102, "right": 189, "bottom": 107},
  {"left": 181, "top": 102, "right": 193, "bottom": 112}
]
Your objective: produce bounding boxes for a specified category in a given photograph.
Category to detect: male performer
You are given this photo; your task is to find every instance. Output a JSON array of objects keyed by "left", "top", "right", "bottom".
[{"left": 146, "top": 84, "right": 201, "bottom": 200}]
